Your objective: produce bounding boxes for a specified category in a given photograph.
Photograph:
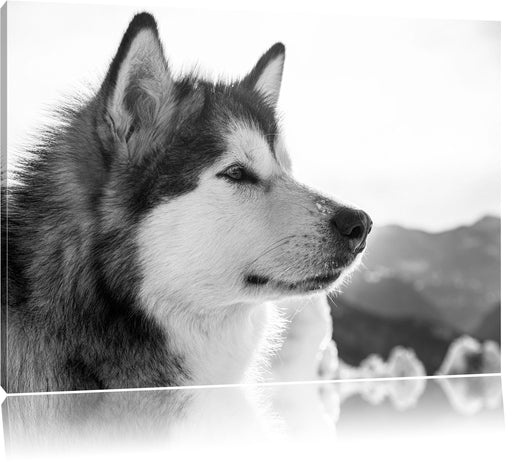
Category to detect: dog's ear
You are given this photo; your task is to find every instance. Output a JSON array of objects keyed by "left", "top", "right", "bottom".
[
  {"left": 97, "top": 13, "right": 172, "bottom": 160},
  {"left": 241, "top": 43, "right": 285, "bottom": 108}
]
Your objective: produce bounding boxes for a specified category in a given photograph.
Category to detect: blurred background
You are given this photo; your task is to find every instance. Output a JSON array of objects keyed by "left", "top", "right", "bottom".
[{"left": 329, "top": 215, "right": 501, "bottom": 376}]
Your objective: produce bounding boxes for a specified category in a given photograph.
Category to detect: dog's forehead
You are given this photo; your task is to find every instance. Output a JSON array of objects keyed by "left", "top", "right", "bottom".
[{"left": 223, "top": 120, "right": 290, "bottom": 175}]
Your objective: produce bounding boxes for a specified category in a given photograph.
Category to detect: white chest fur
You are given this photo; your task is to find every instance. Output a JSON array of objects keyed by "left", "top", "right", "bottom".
[{"left": 142, "top": 297, "right": 285, "bottom": 385}]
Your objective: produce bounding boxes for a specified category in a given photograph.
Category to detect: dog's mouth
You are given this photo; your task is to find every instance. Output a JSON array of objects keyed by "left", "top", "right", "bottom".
[{"left": 245, "top": 270, "right": 343, "bottom": 293}]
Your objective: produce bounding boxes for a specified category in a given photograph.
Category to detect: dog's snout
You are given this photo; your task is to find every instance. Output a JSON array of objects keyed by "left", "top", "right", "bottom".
[{"left": 331, "top": 207, "right": 372, "bottom": 252}]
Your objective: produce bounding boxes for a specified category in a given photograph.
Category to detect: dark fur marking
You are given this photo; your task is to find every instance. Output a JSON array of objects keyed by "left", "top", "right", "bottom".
[
  {"left": 99, "top": 13, "right": 166, "bottom": 100},
  {"left": 64, "top": 358, "right": 105, "bottom": 390}
]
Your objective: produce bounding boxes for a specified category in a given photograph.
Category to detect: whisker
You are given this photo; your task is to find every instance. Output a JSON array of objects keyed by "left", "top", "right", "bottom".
[
  {"left": 327, "top": 291, "right": 337, "bottom": 306},
  {"left": 247, "top": 235, "right": 297, "bottom": 267}
]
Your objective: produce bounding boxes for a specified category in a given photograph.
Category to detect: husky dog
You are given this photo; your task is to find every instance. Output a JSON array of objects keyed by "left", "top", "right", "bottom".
[{"left": 2, "top": 13, "right": 371, "bottom": 393}]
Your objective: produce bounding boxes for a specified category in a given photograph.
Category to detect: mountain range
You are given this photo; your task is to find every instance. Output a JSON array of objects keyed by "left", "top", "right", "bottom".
[{"left": 337, "top": 215, "right": 500, "bottom": 333}]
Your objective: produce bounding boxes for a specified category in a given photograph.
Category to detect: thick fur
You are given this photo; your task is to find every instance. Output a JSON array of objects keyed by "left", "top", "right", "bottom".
[{"left": 3, "top": 13, "right": 369, "bottom": 393}]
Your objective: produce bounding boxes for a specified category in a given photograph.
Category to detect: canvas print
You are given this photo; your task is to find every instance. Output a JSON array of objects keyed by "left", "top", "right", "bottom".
[{"left": 0, "top": 3, "right": 500, "bottom": 393}]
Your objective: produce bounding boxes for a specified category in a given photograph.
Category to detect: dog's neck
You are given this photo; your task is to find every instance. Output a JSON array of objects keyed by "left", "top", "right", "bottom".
[{"left": 142, "top": 297, "right": 285, "bottom": 385}]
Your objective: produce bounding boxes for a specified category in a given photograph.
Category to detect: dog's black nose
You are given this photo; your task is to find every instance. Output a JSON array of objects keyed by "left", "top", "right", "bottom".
[{"left": 331, "top": 207, "right": 372, "bottom": 252}]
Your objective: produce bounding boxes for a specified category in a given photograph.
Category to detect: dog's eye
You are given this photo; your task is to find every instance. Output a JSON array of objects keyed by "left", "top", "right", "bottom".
[
  {"left": 225, "top": 165, "right": 245, "bottom": 181},
  {"left": 218, "top": 165, "right": 258, "bottom": 184}
]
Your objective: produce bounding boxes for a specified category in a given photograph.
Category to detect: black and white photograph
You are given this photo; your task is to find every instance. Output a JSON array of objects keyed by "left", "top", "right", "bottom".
[{"left": 0, "top": 0, "right": 508, "bottom": 459}]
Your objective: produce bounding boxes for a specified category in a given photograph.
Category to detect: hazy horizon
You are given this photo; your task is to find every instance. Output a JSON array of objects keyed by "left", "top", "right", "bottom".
[
  {"left": 7, "top": 4, "right": 500, "bottom": 232},
  {"left": 376, "top": 212, "right": 500, "bottom": 233}
]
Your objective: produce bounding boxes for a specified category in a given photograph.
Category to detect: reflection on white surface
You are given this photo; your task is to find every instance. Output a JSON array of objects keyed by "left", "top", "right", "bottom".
[
  {"left": 1, "top": 376, "right": 504, "bottom": 459},
  {"left": 438, "top": 375, "right": 503, "bottom": 416}
]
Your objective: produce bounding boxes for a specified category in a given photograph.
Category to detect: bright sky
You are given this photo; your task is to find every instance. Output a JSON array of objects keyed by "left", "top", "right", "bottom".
[{"left": 7, "top": 2, "right": 500, "bottom": 231}]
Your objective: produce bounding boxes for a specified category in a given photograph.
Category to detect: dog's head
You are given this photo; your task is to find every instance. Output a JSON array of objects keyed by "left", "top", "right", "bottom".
[{"left": 96, "top": 13, "right": 371, "bottom": 309}]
